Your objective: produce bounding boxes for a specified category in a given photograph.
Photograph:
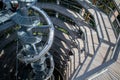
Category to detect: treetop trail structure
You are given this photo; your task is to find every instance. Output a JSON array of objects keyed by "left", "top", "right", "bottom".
[
  {"left": 0, "top": 0, "right": 120, "bottom": 80},
  {"left": 0, "top": 0, "right": 54, "bottom": 80}
]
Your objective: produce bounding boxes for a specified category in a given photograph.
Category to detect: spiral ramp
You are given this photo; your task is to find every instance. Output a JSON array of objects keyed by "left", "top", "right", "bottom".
[{"left": 0, "top": 0, "right": 120, "bottom": 80}]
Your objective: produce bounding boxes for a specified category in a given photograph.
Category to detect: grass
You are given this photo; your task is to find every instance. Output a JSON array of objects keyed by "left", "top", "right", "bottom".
[
  {"left": 37, "top": 22, "right": 43, "bottom": 27},
  {"left": 15, "top": 25, "right": 21, "bottom": 30},
  {"left": 56, "top": 27, "right": 69, "bottom": 34}
]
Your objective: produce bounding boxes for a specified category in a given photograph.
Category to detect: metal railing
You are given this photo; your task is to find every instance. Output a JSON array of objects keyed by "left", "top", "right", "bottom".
[
  {"left": 12, "top": 13, "right": 40, "bottom": 27},
  {"left": 96, "top": 0, "right": 120, "bottom": 38},
  {"left": 12, "top": 4, "right": 55, "bottom": 80},
  {"left": 73, "top": 0, "right": 120, "bottom": 80}
]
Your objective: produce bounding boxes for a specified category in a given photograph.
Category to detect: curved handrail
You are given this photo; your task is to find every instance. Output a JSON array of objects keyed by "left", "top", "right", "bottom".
[
  {"left": 113, "top": 0, "right": 120, "bottom": 13},
  {"left": 44, "top": 52, "right": 54, "bottom": 80},
  {"left": 18, "top": 0, "right": 37, "bottom": 3},
  {"left": 99, "top": 1, "right": 120, "bottom": 27},
  {"left": 97, "top": 1, "right": 120, "bottom": 37},
  {"left": 17, "top": 5, "right": 54, "bottom": 63}
]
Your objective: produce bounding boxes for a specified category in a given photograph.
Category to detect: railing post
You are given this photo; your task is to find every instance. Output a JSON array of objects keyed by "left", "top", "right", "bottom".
[{"left": 112, "top": 34, "right": 120, "bottom": 61}]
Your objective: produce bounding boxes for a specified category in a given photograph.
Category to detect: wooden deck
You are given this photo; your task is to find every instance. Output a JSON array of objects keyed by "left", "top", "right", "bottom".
[{"left": 37, "top": 2, "right": 119, "bottom": 80}]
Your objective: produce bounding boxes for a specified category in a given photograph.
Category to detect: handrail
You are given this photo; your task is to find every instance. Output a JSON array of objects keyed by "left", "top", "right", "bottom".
[
  {"left": 18, "top": 0, "right": 37, "bottom": 3},
  {"left": 97, "top": 0, "right": 120, "bottom": 37},
  {"left": 61, "top": 0, "right": 96, "bottom": 28},
  {"left": 99, "top": 1, "right": 120, "bottom": 27},
  {"left": 113, "top": 0, "right": 120, "bottom": 13},
  {"left": 17, "top": 5, "right": 54, "bottom": 63},
  {"left": 15, "top": 4, "right": 55, "bottom": 80}
]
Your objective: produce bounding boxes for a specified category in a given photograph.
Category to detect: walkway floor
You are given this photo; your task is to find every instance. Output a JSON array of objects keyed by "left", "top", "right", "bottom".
[
  {"left": 37, "top": 2, "right": 119, "bottom": 79},
  {"left": 76, "top": 0, "right": 119, "bottom": 79}
]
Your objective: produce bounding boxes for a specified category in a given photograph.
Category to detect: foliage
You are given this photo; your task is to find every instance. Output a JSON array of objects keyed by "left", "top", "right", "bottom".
[
  {"left": 97, "top": 0, "right": 116, "bottom": 14},
  {"left": 56, "top": 27, "right": 69, "bottom": 34}
]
